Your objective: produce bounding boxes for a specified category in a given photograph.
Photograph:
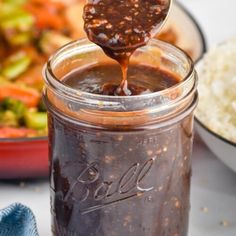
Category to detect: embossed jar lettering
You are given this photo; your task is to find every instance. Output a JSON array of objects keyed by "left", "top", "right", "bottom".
[{"left": 63, "top": 158, "right": 155, "bottom": 214}]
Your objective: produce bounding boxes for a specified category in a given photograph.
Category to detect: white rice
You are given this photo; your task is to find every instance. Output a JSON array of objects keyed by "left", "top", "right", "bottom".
[{"left": 196, "top": 38, "right": 236, "bottom": 144}]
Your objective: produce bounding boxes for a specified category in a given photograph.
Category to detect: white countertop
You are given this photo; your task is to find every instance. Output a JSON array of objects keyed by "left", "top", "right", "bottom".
[{"left": 1, "top": 0, "right": 236, "bottom": 235}]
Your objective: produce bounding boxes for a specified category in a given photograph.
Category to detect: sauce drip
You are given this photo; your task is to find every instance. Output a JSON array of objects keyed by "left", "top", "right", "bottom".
[{"left": 83, "top": 0, "right": 170, "bottom": 95}]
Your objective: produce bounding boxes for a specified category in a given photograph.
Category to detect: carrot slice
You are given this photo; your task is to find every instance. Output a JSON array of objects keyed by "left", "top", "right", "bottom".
[
  {"left": 0, "top": 127, "right": 37, "bottom": 138},
  {"left": 24, "top": 0, "right": 65, "bottom": 30},
  {"left": 0, "top": 84, "right": 40, "bottom": 108}
]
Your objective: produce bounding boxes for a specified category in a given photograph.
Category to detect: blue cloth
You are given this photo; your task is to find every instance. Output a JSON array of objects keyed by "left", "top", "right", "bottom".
[{"left": 0, "top": 203, "right": 39, "bottom": 236}]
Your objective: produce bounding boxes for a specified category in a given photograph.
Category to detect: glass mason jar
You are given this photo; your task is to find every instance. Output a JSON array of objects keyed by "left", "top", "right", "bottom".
[{"left": 43, "top": 38, "right": 197, "bottom": 236}]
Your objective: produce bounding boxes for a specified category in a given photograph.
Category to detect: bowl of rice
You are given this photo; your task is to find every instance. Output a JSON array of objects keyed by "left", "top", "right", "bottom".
[{"left": 195, "top": 38, "right": 236, "bottom": 172}]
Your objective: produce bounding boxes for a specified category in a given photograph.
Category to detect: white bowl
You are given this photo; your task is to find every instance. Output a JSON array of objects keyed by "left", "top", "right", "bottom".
[{"left": 195, "top": 119, "right": 236, "bottom": 172}]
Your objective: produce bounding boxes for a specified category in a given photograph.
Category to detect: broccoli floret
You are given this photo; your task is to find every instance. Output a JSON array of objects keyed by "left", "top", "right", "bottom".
[{"left": 0, "top": 97, "right": 27, "bottom": 119}]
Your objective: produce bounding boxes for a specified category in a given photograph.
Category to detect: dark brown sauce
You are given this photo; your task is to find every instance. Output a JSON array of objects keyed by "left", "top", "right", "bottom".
[
  {"left": 63, "top": 63, "right": 180, "bottom": 96},
  {"left": 49, "top": 111, "right": 192, "bottom": 236},
  {"left": 83, "top": 0, "right": 170, "bottom": 95},
  {"left": 50, "top": 63, "right": 191, "bottom": 236}
]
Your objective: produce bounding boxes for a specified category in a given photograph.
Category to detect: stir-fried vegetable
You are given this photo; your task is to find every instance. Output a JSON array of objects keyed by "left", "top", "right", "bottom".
[
  {"left": 39, "top": 31, "right": 71, "bottom": 55},
  {"left": 0, "top": 0, "right": 34, "bottom": 46},
  {"left": 1, "top": 51, "right": 32, "bottom": 80},
  {"left": 0, "top": 127, "right": 37, "bottom": 138},
  {"left": 24, "top": 0, "right": 65, "bottom": 30},
  {"left": 0, "top": 97, "right": 47, "bottom": 135},
  {"left": 0, "top": 98, "right": 26, "bottom": 119},
  {"left": 24, "top": 111, "right": 47, "bottom": 130},
  {"left": 0, "top": 0, "right": 76, "bottom": 138},
  {"left": 0, "top": 98, "right": 25, "bottom": 127},
  {"left": 0, "top": 84, "right": 40, "bottom": 108}
]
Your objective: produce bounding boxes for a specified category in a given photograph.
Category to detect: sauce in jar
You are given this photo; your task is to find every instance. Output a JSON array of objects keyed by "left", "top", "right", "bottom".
[{"left": 62, "top": 63, "right": 180, "bottom": 96}]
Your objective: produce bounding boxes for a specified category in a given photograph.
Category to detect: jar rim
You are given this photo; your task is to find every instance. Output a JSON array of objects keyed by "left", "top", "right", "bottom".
[
  {"left": 44, "top": 38, "right": 194, "bottom": 104},
  {"left": 43, "top": 38, "right": 197, "bottom": 127}
]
